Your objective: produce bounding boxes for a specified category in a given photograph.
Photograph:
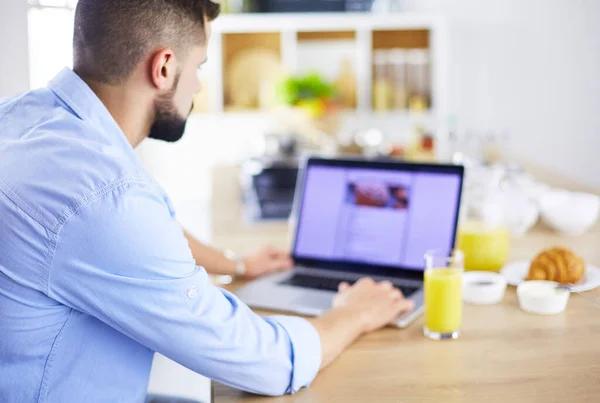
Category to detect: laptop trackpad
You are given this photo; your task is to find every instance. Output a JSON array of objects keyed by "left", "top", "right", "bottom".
[{"left": 292, "top": 293, "right": 332, "bottom": 315}]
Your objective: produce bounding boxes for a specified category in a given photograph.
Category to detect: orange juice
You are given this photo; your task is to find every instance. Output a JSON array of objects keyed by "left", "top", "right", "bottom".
[
  {"left": 424, "top": 268, "right": 463, "bottom": 335},
  {"left": 457, "top": 220, "right": 510, "bottom": 272}
]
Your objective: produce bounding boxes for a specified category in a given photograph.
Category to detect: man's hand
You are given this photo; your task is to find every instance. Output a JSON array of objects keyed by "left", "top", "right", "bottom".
[
  {"left": 243, "top": 245, "right": 293, "bottom": 279},
  {"left": 183, "top": 231, "right": 293, "bottom": 279},
  {"left": 333, "top": 278, "right": 415, "bottom": 333},
  {"left": 309, "top": 277, "right": 415, "bottom": 369}
]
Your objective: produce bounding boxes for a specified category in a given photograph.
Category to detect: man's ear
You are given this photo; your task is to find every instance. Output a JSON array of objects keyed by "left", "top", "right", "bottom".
[{"left": 150, "top": 49, "right": 177, "bottom": 90}]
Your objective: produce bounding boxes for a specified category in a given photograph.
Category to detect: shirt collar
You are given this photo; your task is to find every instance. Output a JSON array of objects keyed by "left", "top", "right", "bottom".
[{"left": 48, "top": 68, "right": 138, "bottom": 161}]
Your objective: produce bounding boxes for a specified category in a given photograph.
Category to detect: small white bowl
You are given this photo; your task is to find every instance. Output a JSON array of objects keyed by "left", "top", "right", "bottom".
[
  {"left": 539, "top": 190, "right": 600, "bottom": 236},
  {"left": 517, "top": 281, "right": 570, "bottom": 315},
  {"left": 462, "top": 272, "right": 507, "bottom": 305}
]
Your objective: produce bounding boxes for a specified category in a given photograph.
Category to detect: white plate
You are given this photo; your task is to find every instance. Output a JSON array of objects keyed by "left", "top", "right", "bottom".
[{"left": 501, "top": 261, "right": 600, "bottom": 293}]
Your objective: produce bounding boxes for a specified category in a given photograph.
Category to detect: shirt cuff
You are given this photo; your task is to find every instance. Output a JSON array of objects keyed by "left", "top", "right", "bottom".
[{"left": 267, "top": 315, "right": 322, "bottom": 394}]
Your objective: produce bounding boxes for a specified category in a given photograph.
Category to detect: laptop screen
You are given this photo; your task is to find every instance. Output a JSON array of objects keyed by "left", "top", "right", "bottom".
[{"left": 292, "top": 159, "right": 464, "bottom": 272}]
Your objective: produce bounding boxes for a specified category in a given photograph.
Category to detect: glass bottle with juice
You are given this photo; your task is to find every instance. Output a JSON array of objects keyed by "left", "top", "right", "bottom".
[
  {"left": 457, "top": 220, "right": 510, "bottom": 272},
  {"left": 457, "top": 181, "right": 511, "bottom": 272}
]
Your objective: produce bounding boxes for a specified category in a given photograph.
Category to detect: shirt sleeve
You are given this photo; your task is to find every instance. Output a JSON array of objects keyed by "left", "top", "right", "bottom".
[{"left": 46, "top": 181, "right": 321, "bottom": 396}]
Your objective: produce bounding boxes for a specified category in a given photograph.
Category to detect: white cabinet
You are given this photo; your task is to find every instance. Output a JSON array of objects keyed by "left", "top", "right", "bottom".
[{"left": 200, "top": 12, "right": 447, "bottom": 122}]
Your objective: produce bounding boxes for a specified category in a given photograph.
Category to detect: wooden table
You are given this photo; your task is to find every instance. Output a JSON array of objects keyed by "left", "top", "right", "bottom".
[{"left": 210, "top": 164, "right": 600, "bottom": 403}]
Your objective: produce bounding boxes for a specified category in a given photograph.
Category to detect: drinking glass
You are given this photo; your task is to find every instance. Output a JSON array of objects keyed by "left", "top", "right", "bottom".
[{"left": 424, "top": 249, "right": 464, "bottom": 340}]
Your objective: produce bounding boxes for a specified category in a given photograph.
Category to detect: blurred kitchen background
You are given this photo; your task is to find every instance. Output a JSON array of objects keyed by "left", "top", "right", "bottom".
[
  {"left": 1, "top": 0, "right": 599, "bottom": 237},
  {"left": 2, "top": 2, "right": 599, "bottom": 399}
]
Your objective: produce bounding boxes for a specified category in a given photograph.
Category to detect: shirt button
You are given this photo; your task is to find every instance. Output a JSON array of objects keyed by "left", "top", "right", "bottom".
[{"left": 187, "top": 286, "right": 198, "bottom": 299}]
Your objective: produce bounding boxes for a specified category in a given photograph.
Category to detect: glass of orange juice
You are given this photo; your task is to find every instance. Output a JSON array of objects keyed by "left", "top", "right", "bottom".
[{"left": 424, "top": 249, "right": 464, "bottom": 340}]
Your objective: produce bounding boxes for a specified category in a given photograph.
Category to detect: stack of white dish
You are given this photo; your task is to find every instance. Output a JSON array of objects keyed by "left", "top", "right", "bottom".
[{"left": 539, "top": 190, "right": 600, "bottom": 236}]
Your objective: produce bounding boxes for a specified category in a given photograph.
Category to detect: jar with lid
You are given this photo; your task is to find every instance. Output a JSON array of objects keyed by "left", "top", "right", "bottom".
[
  {"left": 456, "top": 166, "right": 511, "bottom": 272},
  {"left": 389, "top": 48, "right": 407, "bottom": 110},
  {"left": 372, "top": 50, "right": 393, "bottom": 111},
  {"left": 406, "top": 49, "right": 430, "bottom": 109}
]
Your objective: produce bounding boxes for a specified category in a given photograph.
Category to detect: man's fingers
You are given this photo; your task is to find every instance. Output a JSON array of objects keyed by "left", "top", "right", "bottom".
[
  {"left": 279, "top": 257, "right": 294, "bottom": 271},
  {"left": 268, "top": 257, "right": 294, "bottom": 271},
  {"left": 338, "top": 282, "right": 351, "bottom": 292},
  {"left": 265, "top": 245, "right": 289, "bottom": 258},
  {"left": 379, "top": 281, "right": 394, "bottom": 290},
  {"left": 389, "top": 289, "right": 402, "bottom": 300},
  {"left": 357, "top": 277, "right": 375, "bottom": 286},
  {"left": 394, "top": 298, "right": 415, "bottom": 314}
]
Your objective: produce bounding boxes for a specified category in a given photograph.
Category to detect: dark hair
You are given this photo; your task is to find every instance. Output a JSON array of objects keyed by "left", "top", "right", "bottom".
[{"left": 73, "top": 0, "right": 220, "bottom": 84}]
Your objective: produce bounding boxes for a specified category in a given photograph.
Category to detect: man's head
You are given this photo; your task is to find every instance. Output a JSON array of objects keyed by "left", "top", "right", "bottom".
[{"left": 73, "top": 0, "right": 220, "bottom": 143}]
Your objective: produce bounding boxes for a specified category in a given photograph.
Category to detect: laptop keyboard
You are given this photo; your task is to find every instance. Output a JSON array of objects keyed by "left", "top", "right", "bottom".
[{"left": 282, "top": 274, "right": 419, "bottom": 298}]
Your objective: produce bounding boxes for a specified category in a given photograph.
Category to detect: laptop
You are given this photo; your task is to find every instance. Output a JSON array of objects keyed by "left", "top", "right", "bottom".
[{"left": 235, "top": 157, "right": 465, "bottom": 328}]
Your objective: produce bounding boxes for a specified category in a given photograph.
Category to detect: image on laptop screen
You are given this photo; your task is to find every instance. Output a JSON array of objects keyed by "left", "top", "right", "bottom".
[{"left": 293, "top": 162, "right": 463, "bottom": 271}]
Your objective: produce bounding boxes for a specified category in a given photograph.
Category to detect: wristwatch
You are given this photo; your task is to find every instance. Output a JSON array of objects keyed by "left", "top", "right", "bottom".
[{"left": 223, "top": 249, "right": 247, "bottom": 277}]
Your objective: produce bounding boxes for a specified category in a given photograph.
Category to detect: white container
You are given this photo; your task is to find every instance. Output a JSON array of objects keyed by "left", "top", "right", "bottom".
[
  {"left": 462, "top": 272, "right": 507, "bottom": 305},
  {"left": 539, "top": 190, "right": 600, "bottom": 236},
  {"left": 517, "top": 281, "right": 570, "bottom": 315}
]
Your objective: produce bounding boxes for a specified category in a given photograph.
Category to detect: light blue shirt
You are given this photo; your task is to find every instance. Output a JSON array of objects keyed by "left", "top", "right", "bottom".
[{"left": 0, "top": 68, "right": 321, "bottom": 402}]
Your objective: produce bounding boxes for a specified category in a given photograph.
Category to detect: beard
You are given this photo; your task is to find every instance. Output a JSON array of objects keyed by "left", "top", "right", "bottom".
[{"left": 148, "top": 73, "right": 192, "bottom": 143}]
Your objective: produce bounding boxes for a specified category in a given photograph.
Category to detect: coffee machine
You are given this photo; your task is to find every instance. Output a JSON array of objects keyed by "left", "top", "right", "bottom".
[{"left": 240, "top": 134, "right": 301, "bottom": 221}]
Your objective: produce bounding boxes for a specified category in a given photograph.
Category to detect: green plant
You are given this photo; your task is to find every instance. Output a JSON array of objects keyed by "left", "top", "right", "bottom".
[{"left": 276, "top": 73, "right": 337, "bottom": 106}]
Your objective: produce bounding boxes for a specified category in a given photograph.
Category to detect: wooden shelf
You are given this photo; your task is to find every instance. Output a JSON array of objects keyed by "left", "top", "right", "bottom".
[
  {"left": 372, "top": 29, "right": 430, "bottom": 49},
  {"left": 222, "top": 32, "right": 281, "bottom": 61},
  {"left": 297, "top": 31, "right": 356, "bottom": 41}
]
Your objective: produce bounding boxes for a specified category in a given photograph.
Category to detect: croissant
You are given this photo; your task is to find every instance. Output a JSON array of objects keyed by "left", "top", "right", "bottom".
[{"left": 526, "top": 247, "right": 585, "bottom": 285}]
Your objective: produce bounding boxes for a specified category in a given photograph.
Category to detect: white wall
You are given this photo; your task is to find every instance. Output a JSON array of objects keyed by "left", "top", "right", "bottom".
[
  {"left": 4, "top": 0, "right": 599, "bottom": 190},
  {"left": 0, "top": 0, "right": 30, "bottom": 98},
  {"left": 403, "top": 0, "right": 600, "bottom": 189}
]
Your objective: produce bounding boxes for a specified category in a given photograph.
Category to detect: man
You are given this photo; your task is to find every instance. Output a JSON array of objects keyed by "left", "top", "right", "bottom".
[{"left": 0, "top": 1, "right": 415, "bottom": 401}]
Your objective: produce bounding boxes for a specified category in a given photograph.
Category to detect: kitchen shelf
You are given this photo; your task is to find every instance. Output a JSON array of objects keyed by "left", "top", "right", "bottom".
[{"left": 204, "top": 12, "right": 447, "bottom": 121}]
